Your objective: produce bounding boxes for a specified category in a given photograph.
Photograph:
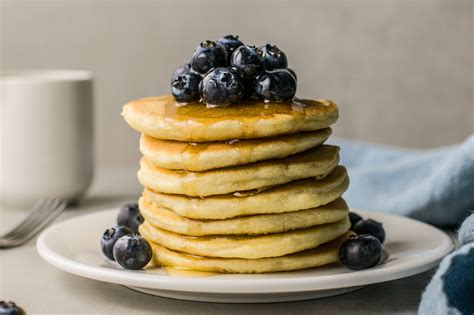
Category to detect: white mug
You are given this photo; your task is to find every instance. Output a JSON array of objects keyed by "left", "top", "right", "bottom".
[{"left": 0, "top": 70, "right": 94, "bottom": 208}]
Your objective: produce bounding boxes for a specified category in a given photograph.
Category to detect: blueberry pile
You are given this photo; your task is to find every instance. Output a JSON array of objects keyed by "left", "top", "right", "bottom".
[
  {"left": 339, "top": 213, "right": 386, "bottom": 270},
  {"left": 100, "top": 203, "right": 152, "bottom": 270},
  {"left": 171, "top": 35, "right": 297, "bottom": 107}
]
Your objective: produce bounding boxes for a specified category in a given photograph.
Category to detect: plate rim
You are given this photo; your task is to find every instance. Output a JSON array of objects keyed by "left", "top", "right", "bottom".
[{"left": 36, "top": 208, "right": 453, "bottom": 294}]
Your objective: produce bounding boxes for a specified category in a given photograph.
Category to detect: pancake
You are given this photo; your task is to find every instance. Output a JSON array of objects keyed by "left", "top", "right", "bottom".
[
  {"left": 140, "top": 196, "right": 349, "bottom": 236},
  {"left": 140, "top": 128, "right": 332, "bottom": 171},
  {"left": 122, "top": 95, "right": 338, "bottom": 142},
  {"left": 139, "top": 216, "right": 350, "bottom": 259},
  {"left": 149, "top": 233, "right": 351, "bottom": 273},
  {"left": 138, "top": 145, "right": 339, "bottom": 197},
  {"left": 144, "top": 165, "right": 348, "bottom": 219}
]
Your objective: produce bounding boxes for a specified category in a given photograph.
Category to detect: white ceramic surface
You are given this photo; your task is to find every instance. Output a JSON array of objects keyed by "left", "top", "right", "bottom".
[
  {"left": 37, "top": 209, "right": 453, "bottom": 303},
  {"left": 0, "top": 70, "right": 94, "bottom": 208}
]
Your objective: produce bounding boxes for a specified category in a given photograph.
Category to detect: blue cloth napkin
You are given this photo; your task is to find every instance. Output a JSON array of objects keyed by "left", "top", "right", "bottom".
[
  {"left": 329, "top": 134, "right": 474, "bottom": 314},
  {"left": 329, "top": 134, "right": 474, "bottom": 227},
  {"left": 419, "top": 213, "right": 474, "bottom": 315}
]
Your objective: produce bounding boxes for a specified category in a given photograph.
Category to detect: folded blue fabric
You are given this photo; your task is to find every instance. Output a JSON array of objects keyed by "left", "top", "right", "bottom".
[
  {"left": 419, "top": 213, "right": 474, "bottom": 315},
  {"left": 328, "top": 135, "right": 474, "bottom": 313},
  {"left": 329, "top": 134, "right": 474, "bottom": 227}
]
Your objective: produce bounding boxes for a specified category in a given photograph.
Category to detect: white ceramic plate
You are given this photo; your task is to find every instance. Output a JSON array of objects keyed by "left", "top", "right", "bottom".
[{"left": 37, "top": 209, "right": 453, "bottom": 303}]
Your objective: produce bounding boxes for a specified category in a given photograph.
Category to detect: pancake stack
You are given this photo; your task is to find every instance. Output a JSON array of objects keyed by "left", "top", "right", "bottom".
[{"left": 122, "top": 95, "right": 350, "bottom": 273}]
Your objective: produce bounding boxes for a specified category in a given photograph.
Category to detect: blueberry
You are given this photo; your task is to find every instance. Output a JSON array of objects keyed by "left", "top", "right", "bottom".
[
  {"left": 353, "top": 219, "right": 386, "bottom": 243},
  {"left": 0, "top": 301, "right": 25, "bottom": 315},
  {"left": 287, "top": 68, "right": 297, "bottom": 81},
  {"left": 117, "top": 203, "right": 144, "bottom": 234},
  {"left": 171, "top": 63, "right": 192, "bottom": 83},
  {"left": 339, "top": 235, "right": 383, "bottom": 270},
  {"left": 201, "top": 67, "right": 245, "bottom": 107},
  {"left": 255, "top": 69, "right": 297, "bottom": 102},
  {"left": 217, "top": 35, "right": 244, "bottom": 63},
  {"left": 191, "top": 40, "right": 227, "bottom": 74},
  {"left": 230, "top": 45, "right": 264, "bottom": 78},
  {"left": 349, "top": 212, "right": 363, "bottom": 229},
  {"left": 171, "top": 71, "right": 202, "bottom": 103},
  {"left": 113, "top": 235, "right": 152, "bottom": 270},
  {"left": 243, "top": 77, "right": 257, "bottom": 99},
  {"left": 101, "top": 226, "right": 133, "bottom": 260},
  {"left": 260, "top": 44, "right": 288, "bottom": 70}
]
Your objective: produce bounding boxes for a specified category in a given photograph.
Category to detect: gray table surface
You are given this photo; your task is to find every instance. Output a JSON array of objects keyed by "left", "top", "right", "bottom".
[{"left": 0, "top": 168, "right": 438, "bottom": 314}]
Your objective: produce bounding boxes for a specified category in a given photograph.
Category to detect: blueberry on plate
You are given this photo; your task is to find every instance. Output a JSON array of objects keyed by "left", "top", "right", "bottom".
[
  {"left": 113, "top": 234, "right": 152, "bottom": 270},
  {"left": 0, "top": 301, "right": 25, "bottom": 315},
  {"left": 101, "top": 226, "right": 133, "bottom": 260},
  {"left": 201, "top": 67, "right": 245, "bottom": 107},
  {"left": 230, "top": 45, "right": 264, "bottom": 78},
  {"left": 117, "top": 203, "right": 144, "bottom": 234},
  {"left": 339, "top": 234, "right": 383, "bottom": 270},
  {"left": 171, "top": 71, "right": 202, "bottom": 103},
  {"left": 287, "top": 68, "right": 297, "bottom": 82},
  {"left": 217, "top": 35, "right": 244, "bottom": 63},
  {"left": 353, "top": 219, "right": 386, "bottom": 243},
  {"left": 260, "top": 44, "right": 288, "bottom": 70},
  {"left": 171, "top": 63, "right": 192, "bottom": 83},
  {"left": 191, "top": 40, "right": 228, "bottom": 74},
  {"left": 349, "top": 212, "right": 363, "bottom": 229},
  {"left": 255, "top": 69, "right": 297, "bottom": 102}
]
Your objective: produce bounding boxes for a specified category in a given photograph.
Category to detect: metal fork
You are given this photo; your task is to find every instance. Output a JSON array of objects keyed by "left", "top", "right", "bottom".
[{"left": 0, "top": 199, "right": 67, "bottom": 249}]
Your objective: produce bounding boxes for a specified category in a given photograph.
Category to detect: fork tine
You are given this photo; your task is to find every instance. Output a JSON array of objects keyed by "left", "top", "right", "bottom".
[
  {"left": 1, "top": 200, "right": 67, "bottom": 247},
  {"left": 26, "top": 200, "right": 67, "bottom": 236},
  {"left": 0, "top": 238, "right": 19, "bottom": 248},
  {"left": 21, "top": 199, "right": 61, "bottom": 228},
  {"left": 1, "top": 199, "right": 50, "bottom": 239},
  {"left": 16, "top": 200, "right": 67, "bottom": 244},
  {"left": 3, "top": 199, "right": 61, "bottom": 239}
]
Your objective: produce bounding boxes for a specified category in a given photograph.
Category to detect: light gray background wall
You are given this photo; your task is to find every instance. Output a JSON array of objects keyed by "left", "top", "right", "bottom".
[{"left": 1, "top": 0, "right": 473, "bottom": 170}]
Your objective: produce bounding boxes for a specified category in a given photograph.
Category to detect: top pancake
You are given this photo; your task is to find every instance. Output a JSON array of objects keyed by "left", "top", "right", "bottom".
[{"left": 121, "top": 95, "right": 338, "bottom": 142}]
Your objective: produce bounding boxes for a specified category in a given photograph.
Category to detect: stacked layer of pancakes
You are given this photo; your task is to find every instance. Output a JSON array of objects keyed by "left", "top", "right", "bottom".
[{"left": 122, "top": 95, "right": 350, "bottom": 273}]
